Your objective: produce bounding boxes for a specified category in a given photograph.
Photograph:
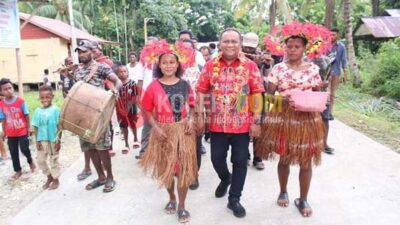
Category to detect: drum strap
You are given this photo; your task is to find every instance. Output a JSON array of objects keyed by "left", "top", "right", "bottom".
[{"left": 84, "top": 62, "right": 100, "bottom": 83}]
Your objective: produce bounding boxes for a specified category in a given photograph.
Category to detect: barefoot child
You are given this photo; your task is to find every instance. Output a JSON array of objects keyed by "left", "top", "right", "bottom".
[
  {"left": 32, "top": 85, "right": 62, "bottom": 190},
  {"left": 115, "top": 64, "right": 139, "bottom": 153},
  {"left": 0, "top": 78, "right": 36, "bottom": 179}
]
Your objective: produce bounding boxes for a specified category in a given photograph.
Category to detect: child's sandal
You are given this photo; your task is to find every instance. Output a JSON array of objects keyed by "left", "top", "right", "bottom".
[
  {"left": 177, "top": 209, "right": 191, "bottom": 223},
  {"left": 164, "top": 201, "right": 177, "bottom": 214}
]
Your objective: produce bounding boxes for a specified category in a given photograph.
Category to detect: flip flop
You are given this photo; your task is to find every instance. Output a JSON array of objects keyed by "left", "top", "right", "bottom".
[
  {"left": 277, "top": 192, "right": 289, "bottom": 207},
  {"left": 177, "top": 209, "right": 191, "bottom": 223},
  {"left": 121, "top": 147, "right": 129, "bottom": 154},
  {"left": 109, "top": 150, "right": 116, "bottom": 157},
  {"left": 86, "top": 179, "right": 105, "bottom": 190},
  {"left": 164, "top": 201, "right": 177, "bottom": 214},
  {"left": 77, "top": 171, "right": 92, "bottom": 181},
  {"left": 103, "top": 179, "right": 116, "bottom": 193},
  {"left": 294, "top": 198, "right": 312, "bottom": 217},
  {"left": 132, "top": 142, "right": 141, "bottom": 149}
]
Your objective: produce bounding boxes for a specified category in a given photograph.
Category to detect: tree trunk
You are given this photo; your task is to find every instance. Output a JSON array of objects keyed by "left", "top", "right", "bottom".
[
  {"left": 269, "top": 0, "right": 276, "bottom": 31},
  {"left": 343, "top": 0, "right": 362, "bottom": 87},
  {"left": 324, "top": 0, "right": 335, "bottom": 29},
  {"left": 372, "top": 0, "right": 380, "bottom": 16}
]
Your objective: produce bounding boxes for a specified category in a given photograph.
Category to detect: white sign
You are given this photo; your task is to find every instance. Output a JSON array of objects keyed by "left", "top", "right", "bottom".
[{"left": 0, "top": 0, "right": 20, "bottom": 48}]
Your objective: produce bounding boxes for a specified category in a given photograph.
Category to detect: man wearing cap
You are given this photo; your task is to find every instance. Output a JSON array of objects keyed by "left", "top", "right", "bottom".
[
  {"left": 242, "top": 32, "right": 273, "bottom": 171},
  {"left": 71, "top": 39, "right": 122, "bottom": 193}
]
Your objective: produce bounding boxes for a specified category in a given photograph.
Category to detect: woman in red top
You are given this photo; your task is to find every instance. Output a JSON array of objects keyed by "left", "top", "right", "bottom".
[{"left": 140, "top": 52, "right": 196, "bottom": 223}]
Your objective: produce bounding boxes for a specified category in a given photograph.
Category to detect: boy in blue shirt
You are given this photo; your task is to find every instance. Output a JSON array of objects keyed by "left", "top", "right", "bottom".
[{"left": 32, "top": 85, "right": 62, "bottom": 190}]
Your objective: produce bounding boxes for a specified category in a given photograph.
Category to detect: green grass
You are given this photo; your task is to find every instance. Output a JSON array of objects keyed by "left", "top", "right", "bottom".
[
  {"left": 334, "top": 83, "right": 400, "bottom": 152},
  {"left": 23, "top": 90, "right": 64, "bottom": 113}
]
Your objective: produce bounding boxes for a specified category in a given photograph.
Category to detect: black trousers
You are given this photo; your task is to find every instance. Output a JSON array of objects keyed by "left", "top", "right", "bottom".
[
  {"left": 196, "top": 135, "right": 202, "bottom": 170},
  {"left": 210, "top": 132, "right": 250, "bottom": 201},
  {"left": 7, "top": 135, "right": 33, "bottom": 172}
]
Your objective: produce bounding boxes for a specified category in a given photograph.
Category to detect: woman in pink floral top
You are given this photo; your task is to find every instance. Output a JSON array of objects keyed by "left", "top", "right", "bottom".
[{"left": 255, "top": 35, "right": 324, "bottom": 218}]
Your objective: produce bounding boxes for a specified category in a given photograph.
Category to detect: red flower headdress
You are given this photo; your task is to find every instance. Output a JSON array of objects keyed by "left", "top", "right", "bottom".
[
  {"left": 140, "top": 39, "right": 195, "bottom": 70},
  {"left": 264, "top": 21, "right": 332, "bottom": 59}
]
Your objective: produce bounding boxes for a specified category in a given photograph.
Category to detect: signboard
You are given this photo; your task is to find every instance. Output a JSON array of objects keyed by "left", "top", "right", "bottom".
[{"left": 0, "top": 0, "right": 20, "bottom": 48}]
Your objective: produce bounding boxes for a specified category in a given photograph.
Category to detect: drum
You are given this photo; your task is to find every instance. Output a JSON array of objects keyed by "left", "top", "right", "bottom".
[{"left": 59, "top": 81, "right": 115, "bottom": 143}]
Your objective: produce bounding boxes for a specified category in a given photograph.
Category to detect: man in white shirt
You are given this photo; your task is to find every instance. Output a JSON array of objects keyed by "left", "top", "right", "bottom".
[
  {"left": 135, "top": 36, "right": 158, "bottom": 159},
  {"left": 126, "top": 52, "right": 143, "bottom": 84},
  {"left": 178, "top": 30, "right": 205, "bottom": 69}
]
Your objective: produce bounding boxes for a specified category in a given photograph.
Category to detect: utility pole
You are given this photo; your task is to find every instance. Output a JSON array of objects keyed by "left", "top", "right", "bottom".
[
  {"left": 68, "top": 0, "right": 78, "bottom": 63},
  {"left": 144, "top": 18, "right": 154, "bottom": 44}
]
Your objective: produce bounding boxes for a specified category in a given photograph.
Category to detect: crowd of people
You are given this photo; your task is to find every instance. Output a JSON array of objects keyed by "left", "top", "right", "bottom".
[{"left": 0, "top": 24, "right": 348, "bottom": 223}]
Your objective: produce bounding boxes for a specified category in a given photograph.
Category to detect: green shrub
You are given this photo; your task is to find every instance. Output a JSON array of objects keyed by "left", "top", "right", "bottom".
[{"left": 367, "top": 38, "right": 400, "bottom": 100}]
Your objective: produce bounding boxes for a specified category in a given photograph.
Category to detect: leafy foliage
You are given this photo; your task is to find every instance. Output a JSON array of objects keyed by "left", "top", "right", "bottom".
[{"left": 362, "top": 38, "right": 400, "bottom": 100}]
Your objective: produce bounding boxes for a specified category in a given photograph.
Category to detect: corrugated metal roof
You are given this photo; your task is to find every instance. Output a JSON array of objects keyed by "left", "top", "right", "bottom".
[
  {"left": 19, "top": 13, "right": 118, "bottom": 45},
  {"left": 384, "top": 9, "right": 400, "bottom": 17},
  {"left": 357, "top": 17, "right": 400, "bottom": 38}
]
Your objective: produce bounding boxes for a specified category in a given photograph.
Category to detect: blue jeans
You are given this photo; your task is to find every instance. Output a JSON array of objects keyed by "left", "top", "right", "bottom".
[{"left": 210, "top": 132, "right": 250, "bottom": 201}]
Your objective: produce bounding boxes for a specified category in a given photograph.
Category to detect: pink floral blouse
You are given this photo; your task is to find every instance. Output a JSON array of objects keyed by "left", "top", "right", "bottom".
[{"left": 267, "top": 62, "right": 322, "bottom": 96}]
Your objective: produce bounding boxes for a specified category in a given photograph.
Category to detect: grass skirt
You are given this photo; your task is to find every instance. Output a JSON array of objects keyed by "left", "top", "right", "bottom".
[
  {"left": 140, "top": 121, "right": 197, "bottom": 188},
  {"left": 255, "top": 100, "right": 325, "bottom": 167}
]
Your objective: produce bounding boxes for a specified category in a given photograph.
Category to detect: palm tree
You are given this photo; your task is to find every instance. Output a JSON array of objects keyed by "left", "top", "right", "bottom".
[
  {"left": 343, "top": 0, "right": 362, "bottom": 87},
  {"left": 18, "top": 0, "right": 92, "bottom": 31},
  {"left": 371, "top": 0, "right": 379, "bottom": 16},
  {"left": 325, "top": 0, "right": 335, "bottom": 29},
  {"left": 231, "top": 0, "right": 292, "bottom": 31}
]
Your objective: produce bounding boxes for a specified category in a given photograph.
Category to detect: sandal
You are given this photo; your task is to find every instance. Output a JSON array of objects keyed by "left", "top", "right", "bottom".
[
  {"left": 177, "top": 209, "right": 191, "bottom": 223},
  {"left": 132, "top": 142, "right": 141, "bottom": 149},
  {"left": 277, "top": 192, "right": 289, "bottom": 207},
  {"left": 103, "top": 179, "right": 116, "bottom": 193},
  {"left": 109, "top": 150, "right": 116, "bottom": 157},
  {"left": 77, "top": 171, "right": 92, "bottom": 181},
  {"left": 121, "top": 147, "right": 129, "bottom": 154},
  {"left": 164, "top": 201, "right": 177, "bottom": 214},
  {"left": 85, "top": 179, "right": 105, "bottom": 190},
  {"left": 294, "top": 198, "right": 312, "bottom": 217}
]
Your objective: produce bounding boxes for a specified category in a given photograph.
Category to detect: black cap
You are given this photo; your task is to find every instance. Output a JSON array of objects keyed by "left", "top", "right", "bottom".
[{"left": 75, "top": 39, "right": 94, "bottom": 52}]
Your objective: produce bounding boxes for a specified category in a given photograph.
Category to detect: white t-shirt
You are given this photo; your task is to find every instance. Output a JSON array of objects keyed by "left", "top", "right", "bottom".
[
  {"left": 135, "top": 62, "right": 154, "bottom": 91},
  {"left": 195, "top": 51, "right": 205, "bottom": 68},
  {"left": 127, "top": 62, "right": 143, "bottom": 84}
]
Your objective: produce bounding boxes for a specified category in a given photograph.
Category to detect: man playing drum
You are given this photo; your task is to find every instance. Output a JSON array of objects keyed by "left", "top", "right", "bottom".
[{"left": 72, "top": 40, "right": 122, "bottom": 193}]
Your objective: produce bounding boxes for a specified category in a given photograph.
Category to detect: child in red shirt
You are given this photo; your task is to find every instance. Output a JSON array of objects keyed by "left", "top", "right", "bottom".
[
  {"left": 140, "top": 53, "right": 196, "bottom": 223},
  {"left": 115, "top": 64, "right": 139, "bottom": 154},
  {"left": 0, "top": 78, "right": 36, "bottom": 179}
]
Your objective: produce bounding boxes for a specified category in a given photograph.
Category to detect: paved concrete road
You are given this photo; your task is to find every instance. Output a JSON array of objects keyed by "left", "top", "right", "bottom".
[{"left": 11, "top": 121, "right": 400, "bottom": 225}]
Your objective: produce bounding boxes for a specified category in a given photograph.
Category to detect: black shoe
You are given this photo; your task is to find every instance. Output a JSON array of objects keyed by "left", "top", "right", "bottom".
[
  {"left": 189, "top": 179, "right": 199, "bottom": 190},
  {"left": 329, "top": 113, "right": 334, "bottom": 120},
  {"left": 324, "top": 146, "right": 335, "bottom": 154},
  {"left": 253, "top": 160, "right": 265, "bottom": 170},
  {"left": 215, "top": 177, "right": 231, "bottom": 198},
  {"left": 135, "top": 152, "right": 144, "bottom": 159},
  {"left": 227, "top": 200, "right": 246, "bottom": 218}
]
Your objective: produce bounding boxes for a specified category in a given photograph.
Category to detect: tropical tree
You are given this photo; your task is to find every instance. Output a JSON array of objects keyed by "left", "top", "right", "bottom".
[
  {"left": 325, "top": 0, "right": 335, "bottom": 29},
  {"left": 343, "top": 0, "right": 362, "bottom": 87},
  {"left": 19, "top": 0, "right": 92, "bottom": 31},
  {"left": 231, "top": 0, "right": 293, "bottom": 33}
]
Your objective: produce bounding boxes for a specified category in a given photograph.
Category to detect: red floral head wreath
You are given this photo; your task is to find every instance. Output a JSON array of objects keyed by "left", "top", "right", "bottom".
[
  {"left": 140, "top": 39, "right": 196, "bottom": 70},
  {"left": 264, "top": 21, "right": 332, "bottom": 59}
]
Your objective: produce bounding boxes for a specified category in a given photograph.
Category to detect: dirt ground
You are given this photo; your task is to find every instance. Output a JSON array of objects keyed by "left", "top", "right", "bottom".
[{"left": 0, "top": 132, "right": 81, "bottom": 225}]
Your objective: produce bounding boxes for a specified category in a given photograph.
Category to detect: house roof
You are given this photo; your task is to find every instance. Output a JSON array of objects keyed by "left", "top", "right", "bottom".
[
  {"left": 383, "top": 9, "right": 400, "bottom": 17},
  {"left": 354, "top": 16, "right": 400, "bottom": 38},
  {"left": 19, "top": 13, "right": 118, "bottom": 45}
]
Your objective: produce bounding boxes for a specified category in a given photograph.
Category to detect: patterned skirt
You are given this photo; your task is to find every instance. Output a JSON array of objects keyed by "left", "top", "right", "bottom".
[
  {"left": 255, "top": 100, "right": 325, "bottom": 167},
  {"left": 140, "top": 121, "right": 197, "bottom": 188}
]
